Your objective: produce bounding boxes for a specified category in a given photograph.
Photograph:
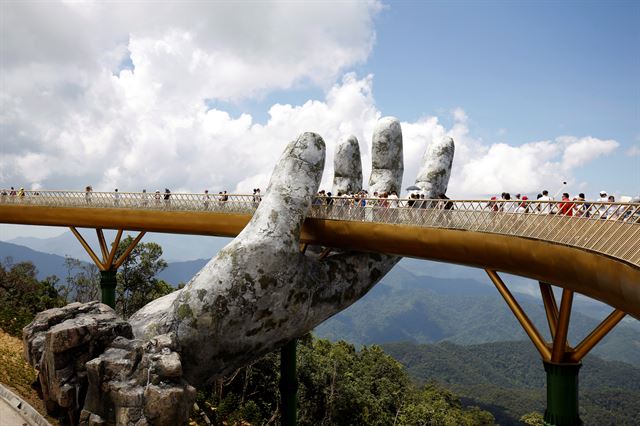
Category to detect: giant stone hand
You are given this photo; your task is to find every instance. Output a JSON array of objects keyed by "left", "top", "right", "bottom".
[{"left": 129, "top": 117, "right": 455, "bottom": 388}]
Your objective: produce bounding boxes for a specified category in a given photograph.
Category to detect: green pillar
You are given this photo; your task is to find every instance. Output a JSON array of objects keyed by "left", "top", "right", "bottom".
[
  {"left": 543, "top": 361, "right": 582, "bottom": 426},
  {"left": 280, "top": 339, "right": 298, "bottom": 426},
  {"left": 99, "top": 269, "right": 117, "bottom": 309}
]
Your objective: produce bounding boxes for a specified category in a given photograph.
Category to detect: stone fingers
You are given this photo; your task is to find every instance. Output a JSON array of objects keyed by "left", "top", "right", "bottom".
[
  {"left": 415, "top": 136, "right": 455, "bottom": 198},
  {"left": 332, "top": 135, "right": 363, "bottom": 194},
  {"left": 368, "top": 117, "right": 403, "bottom": 194}
]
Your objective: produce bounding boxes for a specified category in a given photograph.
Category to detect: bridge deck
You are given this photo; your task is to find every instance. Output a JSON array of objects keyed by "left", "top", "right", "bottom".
[{"left": 1, "top": 192, "right": 639, "bottom": 318}]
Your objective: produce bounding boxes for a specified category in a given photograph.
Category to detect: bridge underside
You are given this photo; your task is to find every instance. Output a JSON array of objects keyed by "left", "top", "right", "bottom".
[{"left": 2, "top": 204, "right": 639, "bottom": 319}]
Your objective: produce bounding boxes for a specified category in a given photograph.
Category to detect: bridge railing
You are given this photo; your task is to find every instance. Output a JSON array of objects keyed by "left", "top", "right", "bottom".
[
  {"left": 2, "top": 191, "right": 639, "bottom": 266},
  {"left": 0, "top": 190, "right": 260, "bottom": 215},
  {"left": 308, "top": 198, "right": 640, "bottom": 266}
]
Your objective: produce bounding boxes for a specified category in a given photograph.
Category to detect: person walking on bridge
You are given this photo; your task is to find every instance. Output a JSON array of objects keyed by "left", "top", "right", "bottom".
[
  {"left": 538, "top": 190, "right": 553, "bottom": 214},
  {"left": 203, "top": 190, "right": 210, "bottom": 210}
]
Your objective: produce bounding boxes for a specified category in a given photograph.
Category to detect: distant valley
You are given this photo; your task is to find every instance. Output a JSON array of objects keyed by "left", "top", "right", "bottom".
[{"left": 382, "top": 340, "right": 640, "bottom": 425}]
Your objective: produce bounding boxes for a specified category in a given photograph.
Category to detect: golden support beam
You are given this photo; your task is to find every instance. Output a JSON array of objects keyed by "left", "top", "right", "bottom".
[
  {"left": 551, "top": 289, "right": 574, "bottom": 363},
  {"left": 96, "top": 229, "right": 109, "bottom": 264},
  {"left": 70, "top": 227, "right": 146, "bottom": 271},
  {"left": 539, "top": 282, "right": 559, "bottom": 339},
  {"left": 105, "top": 229, "right": 123, "bottom": 268},
  {"left": 569, "top": 309, "right": 627, "bottom": 363},
  {"left": 113, "top": 231, "right": 146, "bottom": 269},
  {"left": 70, "top": 226, "right": 106, "bottom": 270},
  {"left": 486, "top": 269, "right": 551, "bottom": 361}
]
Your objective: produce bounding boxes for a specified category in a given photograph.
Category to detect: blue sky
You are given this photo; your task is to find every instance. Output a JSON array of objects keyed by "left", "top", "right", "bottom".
[
  {"left": 217, "top": 1, "right": 639, "bottom": 195},
  {"left": 1, "top": 0, "right": 638, "bottom": 240}
]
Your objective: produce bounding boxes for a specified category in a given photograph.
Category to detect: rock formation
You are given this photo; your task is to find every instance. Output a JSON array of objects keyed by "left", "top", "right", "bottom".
[{"left": 23, "top": 302, "right": 133, "bottom": 424}]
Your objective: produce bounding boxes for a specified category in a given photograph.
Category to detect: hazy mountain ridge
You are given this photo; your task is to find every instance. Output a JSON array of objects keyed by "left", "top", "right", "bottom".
[
  {"left": 381, "top": 340, "right": 640, "bottom": 425},
  {"left": 8, "top": 231, "right": 231, "bottom": 263},
  {"left": 3, "top": 238, "right": 638, "bottom": 367},
  {"left": 315, "top": 265, "right": 640, "bottom": 366}
]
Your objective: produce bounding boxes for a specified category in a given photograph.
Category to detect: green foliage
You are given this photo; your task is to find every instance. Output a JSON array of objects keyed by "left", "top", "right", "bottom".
[
  {"left": 115, "top": 236, "right": 171, "bottom": 318},
  {"left": 192, "top": 335, "right": 493, "bottom": 425},
  {"left": 297, "top": 338, "right": 409, "bottom": 425},
  {"left": 383, "top": 340, "right": 640, "bottom": 425},
  {"left": 58, "top": 256, "right": 100, "bottom": 303},
  {"left": 397, "top": 382, "right": 494, "bottom": 425},
  {"left": 0, "top": 260, "right": 64, "bottom": 336},
  {"left": 520, "top": 411, "right": 544, "bottom": 425}
]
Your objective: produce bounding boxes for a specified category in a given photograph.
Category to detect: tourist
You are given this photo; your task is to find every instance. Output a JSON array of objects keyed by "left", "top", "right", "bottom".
[
  {"left": 203, "top": 190, "right": 210, "bottom": 210},
  {"left": 515, "top": 196, "right": 529, "bottom": 214},
  {"left": 141, "top": 189, "right": 148, "bottom": 207},
  {"left": 597, "top": 190, "right": 609, "bottom": 218},
  {"left": 538, "top": 190, "right": 553, "bottom": 214},
  {"left": 558, "top": 193, "right": 573, "bottom": 216},
  {"left": 113, "top": 189, "right": 120, "bottom": 206},
  {"left": 164, "top": 188, "right": 171, "bottom": 208},
  {"left": 605, "top": 195, "right": 620, "bottom": 220},
  {"left": 85, "top": 186, "right": 92, "bottom": 204},
  {"left": 389, "top": 191, "right": 399, "bottom": 209}
]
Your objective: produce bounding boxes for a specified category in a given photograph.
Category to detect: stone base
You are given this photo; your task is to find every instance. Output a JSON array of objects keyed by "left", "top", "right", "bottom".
[{"left": 23, "top": 302, "right": 195, "bottom": 426}]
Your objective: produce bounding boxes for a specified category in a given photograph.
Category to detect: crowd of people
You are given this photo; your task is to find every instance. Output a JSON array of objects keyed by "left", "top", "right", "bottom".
[
  {"left": 2, "top": 185, "right": 637, "bottom": 222},
  {"left": 307, "top": 188, "right": 638, "bottom": 222}
]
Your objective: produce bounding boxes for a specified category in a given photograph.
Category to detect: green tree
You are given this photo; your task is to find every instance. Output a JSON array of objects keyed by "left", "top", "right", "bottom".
[
  {"left": 115, "top": 236, "right": 171, "bottom": 318},
  {"left": 520, "top": 411, "right": 544, "bottom": 425},
  {"left": 190, "top": 335, "right": 494, "bottom": 425},
  {"left": 0, "top": 259, "right": 64, "bottom": 336},
  {"left": 397, "top": 382, "right": 495, "bottom": 425},
  {"left": 59, "top": 256, "right": 100, "bottom": 303}
]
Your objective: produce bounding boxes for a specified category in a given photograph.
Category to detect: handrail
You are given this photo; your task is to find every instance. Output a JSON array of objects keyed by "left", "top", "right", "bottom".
[{"left": 1, "top": 190, "right": 639, "bottom": 268}]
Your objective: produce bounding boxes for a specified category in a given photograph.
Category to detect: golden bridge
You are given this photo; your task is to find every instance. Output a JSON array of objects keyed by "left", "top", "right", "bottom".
[{"left": 2, "top": 190, "right": 639, "bottom": 426}]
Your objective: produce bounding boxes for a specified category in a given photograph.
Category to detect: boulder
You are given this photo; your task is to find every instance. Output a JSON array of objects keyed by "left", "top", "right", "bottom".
[{"left": 23, "top": 301, "right": 132, "bottom": 423}]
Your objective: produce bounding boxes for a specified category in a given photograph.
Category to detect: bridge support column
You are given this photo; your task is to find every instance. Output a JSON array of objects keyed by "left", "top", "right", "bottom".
[
  {"left": 99, "top": 269, "right": 117, "bottom": 309},
  {"left": 280, "top": 339, "right": 298, "bottom": 426},
  {"left": 486, "top": 270, "right": 627, "bottom": 426},
  {"left": 543, "top": 361, "right": 582, "bottom": 426},
  {"left": 69, "top": 227, "right": 146, "bottom": 312}
]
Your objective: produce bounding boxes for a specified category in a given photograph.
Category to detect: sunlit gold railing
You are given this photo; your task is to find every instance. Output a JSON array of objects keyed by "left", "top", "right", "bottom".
[{"left": 1, "top": 191, "right": 639, "bottom": 267}]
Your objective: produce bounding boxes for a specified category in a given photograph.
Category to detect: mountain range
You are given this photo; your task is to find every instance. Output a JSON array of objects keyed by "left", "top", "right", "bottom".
[
  {"left": 1, "top": 235, "right": 638, "bottom": 367},
  {"left": 382, "top": 340, "right": 640, "bottom": 425}
]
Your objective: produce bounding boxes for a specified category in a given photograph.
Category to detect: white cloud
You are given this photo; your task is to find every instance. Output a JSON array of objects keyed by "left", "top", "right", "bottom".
[
  {"left": 626, "top": 145, "right": 640, "bottom": 157},
  {"left": 0, "top": 1, "right": 620, "bottom": 200},
  {"left": 558, "top": 136, "right": 619, "bottom": 171}
]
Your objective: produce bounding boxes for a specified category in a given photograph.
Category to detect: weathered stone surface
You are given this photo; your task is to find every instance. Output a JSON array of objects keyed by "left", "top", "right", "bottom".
[
  {"left": 22, "top": 301, "right": 132, "bottom": 424},
  {"left": 81, "top": 333, "right": 195, "bottom": 426},
  {"left": 415, "top": 136, "right": 455, "bottom": 198},
  {"left": 129, "top": 129, "right": 405, "bottom": 388},
  {"left": 332, "top": 134, "right": 363, "bottom": 194},
  {"left": 369, "top": 116, "right": 403, "bottom": 194}
]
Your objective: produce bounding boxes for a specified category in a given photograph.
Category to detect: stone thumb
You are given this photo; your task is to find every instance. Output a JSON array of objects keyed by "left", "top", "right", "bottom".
[{"left": 237, "top": 132, "right": 326, "bottom": 249}]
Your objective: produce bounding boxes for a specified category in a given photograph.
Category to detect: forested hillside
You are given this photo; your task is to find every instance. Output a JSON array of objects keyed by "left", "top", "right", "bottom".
[
  {"left": 190, "top": 336, "right": 496, "bottom": 425},
  {"left": 382, "top": 340, "right": 640, "bottom": 425},
  {"left": 316, "top": 265, "right": 640, "bottom": 366}
]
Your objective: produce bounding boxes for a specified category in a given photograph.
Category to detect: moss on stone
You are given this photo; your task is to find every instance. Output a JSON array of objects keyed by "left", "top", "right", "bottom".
[{"left": 176, "top": 304, "right": 194, "bottom": 321}]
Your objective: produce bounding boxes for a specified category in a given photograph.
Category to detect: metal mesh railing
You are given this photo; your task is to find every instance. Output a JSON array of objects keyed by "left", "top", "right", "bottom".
[
  {"left": 2, "top": 191, "right": 639, "bottom": 267},
  {"left": 0, "top": 190, "right": 259, "bottom": 215}
]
